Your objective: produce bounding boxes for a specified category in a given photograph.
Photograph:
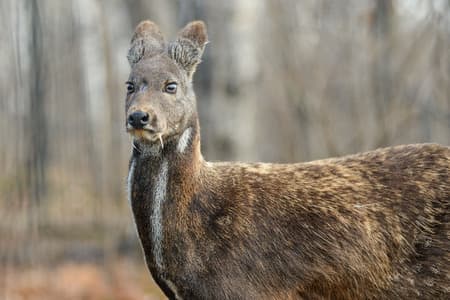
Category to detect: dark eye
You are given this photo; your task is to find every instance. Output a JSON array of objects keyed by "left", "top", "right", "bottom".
[
  {"left": 164, "top": 82, "right": 177, "bottom": 94},
  {"left": 126, "top": 81, "right": 135, "bottom": 94}
]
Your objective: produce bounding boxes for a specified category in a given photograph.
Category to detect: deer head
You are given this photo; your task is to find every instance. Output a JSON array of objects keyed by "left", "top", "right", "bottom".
[{"left": 125, "top": 21, "right": 207, "bottom": 151}]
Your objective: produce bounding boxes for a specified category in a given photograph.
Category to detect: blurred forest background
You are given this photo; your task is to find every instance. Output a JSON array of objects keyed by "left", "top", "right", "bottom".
[{"left": 1, "top": 0, "right": 449, "bottom": 299}]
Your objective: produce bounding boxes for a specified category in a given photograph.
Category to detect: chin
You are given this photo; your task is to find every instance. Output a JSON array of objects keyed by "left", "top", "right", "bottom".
[{"left": 129, "top": 129, "right": 167, "bottom": 151}]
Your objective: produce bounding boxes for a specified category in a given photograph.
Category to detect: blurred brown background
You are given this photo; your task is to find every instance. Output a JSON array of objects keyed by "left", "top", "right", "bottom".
[{"left": 1, "top": 0, "right": 449, "bottom": 299}]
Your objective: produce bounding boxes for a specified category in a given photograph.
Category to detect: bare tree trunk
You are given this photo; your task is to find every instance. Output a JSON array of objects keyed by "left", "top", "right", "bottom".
[
  {"left": 26, "top": 0, "right": 47, "bottom": 207},
  {"left": 371, "top": 0, "right": 394, "bottom": 147},
  {"left": 22, "top": 0, "right": 48, "bottom": 266}
]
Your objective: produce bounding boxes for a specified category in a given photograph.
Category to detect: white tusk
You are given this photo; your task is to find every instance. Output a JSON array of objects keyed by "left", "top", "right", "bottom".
[{"left": 158, "top": 133, "right": 164, "bottom": 150}]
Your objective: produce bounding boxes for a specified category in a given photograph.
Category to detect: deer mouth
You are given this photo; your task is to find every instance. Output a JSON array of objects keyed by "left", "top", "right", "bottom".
[{"left": 127, "top": 127, "right": 166, "bottom": 147}]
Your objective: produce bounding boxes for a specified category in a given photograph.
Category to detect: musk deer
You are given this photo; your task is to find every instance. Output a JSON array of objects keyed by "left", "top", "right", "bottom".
[{"left": 125, "top": 20, "right": 450, "bottom": 299}]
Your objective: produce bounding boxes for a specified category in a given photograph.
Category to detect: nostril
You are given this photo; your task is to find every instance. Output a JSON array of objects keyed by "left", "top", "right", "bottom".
[
  {"left": 140, "top": 113, "right": 149, "bottom": 125},
  {"left": 127, "top": 114, "right": 134, "bottom": 125}
]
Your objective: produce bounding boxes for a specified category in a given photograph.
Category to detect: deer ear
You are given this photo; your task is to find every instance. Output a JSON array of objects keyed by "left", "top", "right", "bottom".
[
  {"left": 168, "top": 21, "right": 208, "bottom": 78},
  {"left": 127, "top": 20, "right": 166, "bottom": 67}
]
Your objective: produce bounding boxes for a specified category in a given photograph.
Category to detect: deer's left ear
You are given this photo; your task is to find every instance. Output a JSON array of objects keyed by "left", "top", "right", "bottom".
[{"left": 168, "top": 21, "right": 208, "bottom": 78}]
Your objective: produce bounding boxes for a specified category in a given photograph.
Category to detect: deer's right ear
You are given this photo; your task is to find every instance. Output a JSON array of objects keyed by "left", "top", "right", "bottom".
[
  {"left": 127, "top": 20, "right": 166, "bottom": 67},
  {"left": 168, "top": 21, "right": 208, "bottom": 78}
]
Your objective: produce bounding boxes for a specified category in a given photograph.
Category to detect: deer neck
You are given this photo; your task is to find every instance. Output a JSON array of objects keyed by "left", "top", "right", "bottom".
[{"left": 128, "top": 117, "right": 202, "bottom": 273}]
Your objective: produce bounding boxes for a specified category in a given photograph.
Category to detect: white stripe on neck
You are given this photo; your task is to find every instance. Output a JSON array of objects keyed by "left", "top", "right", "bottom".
[
  {"left": 177, "top": 127, "right": 192, "bottom": 153},
  {"left": 152, "top": 159, "right": 169, "bottom": 270},
  {"left": 127, "top": 158, "right": 136, "bottom": 204},
  {"left": 164, "top": 278, "right": 183, "bottom": 300}
]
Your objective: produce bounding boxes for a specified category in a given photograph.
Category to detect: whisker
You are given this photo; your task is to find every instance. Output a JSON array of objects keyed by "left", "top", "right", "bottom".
[{"left": 132, "top": 141, "right": 141, "bottom": 153}]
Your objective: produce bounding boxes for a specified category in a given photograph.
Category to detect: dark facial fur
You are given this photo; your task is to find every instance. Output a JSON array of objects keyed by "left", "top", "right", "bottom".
[{"left": 125, "top": 20, "right": 450, "bottom": 300}]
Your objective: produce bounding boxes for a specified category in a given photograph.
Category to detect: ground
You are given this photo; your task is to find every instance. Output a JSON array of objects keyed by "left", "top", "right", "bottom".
[{"left": 1, "top": 258, "right": 165, "bottom": 300}]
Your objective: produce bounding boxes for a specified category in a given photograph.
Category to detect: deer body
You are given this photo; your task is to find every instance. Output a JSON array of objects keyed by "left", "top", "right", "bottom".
[{"left": 125, "top": 21, "right": 450, "bottom": 299}]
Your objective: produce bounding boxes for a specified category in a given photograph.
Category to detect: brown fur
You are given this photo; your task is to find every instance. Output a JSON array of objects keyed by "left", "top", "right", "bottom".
[{"left": 125, "top": 20, "right": 450, "bottom": 299}]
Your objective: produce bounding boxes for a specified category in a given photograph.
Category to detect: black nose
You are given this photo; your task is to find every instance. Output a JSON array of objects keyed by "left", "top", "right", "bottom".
[{"left": 128, "top": 111, "right": 149, "bottom": 129}]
